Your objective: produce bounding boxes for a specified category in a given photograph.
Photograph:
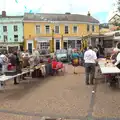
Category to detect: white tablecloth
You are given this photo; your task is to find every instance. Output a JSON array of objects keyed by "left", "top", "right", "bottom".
[
  {"left": 98, "top": 59, "right": 120, "bottom": 74},
  {"left": 100, "top": 67, "right": 120, "bottom": 74}
]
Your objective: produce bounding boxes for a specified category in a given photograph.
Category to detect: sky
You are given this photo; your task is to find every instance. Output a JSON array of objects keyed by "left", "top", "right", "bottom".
[{"left": 0, "top": 0, "right": 117, "bottom": 23}]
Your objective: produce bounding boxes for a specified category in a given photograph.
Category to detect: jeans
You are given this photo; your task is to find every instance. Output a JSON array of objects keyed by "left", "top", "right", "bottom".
[
  {"left": 0, "top": 63, "right": 2, "bottom": 72},
  {"left": 85, "top": 63, "right": 95, "bottom": 84},
  {"left": 68, "top": 55, "right": 71, "bottom": 63}
]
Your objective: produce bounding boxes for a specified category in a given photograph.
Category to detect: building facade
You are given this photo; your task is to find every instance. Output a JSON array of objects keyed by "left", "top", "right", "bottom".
[
  {"left": 23, "top": 12, "right": 100, "bottom": 52},
  {"left": 108, "top": 14, "right": 120, "bottom": 31},
  {"left": 0, "top": 11, "right": 24, "bottom": 52}
]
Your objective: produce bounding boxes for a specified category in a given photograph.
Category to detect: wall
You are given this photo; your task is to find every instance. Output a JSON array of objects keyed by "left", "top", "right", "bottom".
[
  {"left": 24, "top": 22, "right": 100, "bottom": 39},
  {"left": 0, "top": 17, "right": 23, "bottom": 43},
  {"left": 24, "top": 21, "right": 100, "bottom": 50}
]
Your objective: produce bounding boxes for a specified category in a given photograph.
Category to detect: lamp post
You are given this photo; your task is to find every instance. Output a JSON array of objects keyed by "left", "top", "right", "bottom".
[
  {"left": 52, "top": 29, "right": 54, "bottom": 52},
  {"left": 61, "top": 34, "right": 63, "bottom": 49},
  {"left": 81, "top": 35, "right": 84, "bottom": 50}
]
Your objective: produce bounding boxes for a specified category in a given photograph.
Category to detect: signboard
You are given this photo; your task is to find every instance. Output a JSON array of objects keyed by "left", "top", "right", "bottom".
[{"left": 35, "top": 37, "right": 51, "bottom": 42}]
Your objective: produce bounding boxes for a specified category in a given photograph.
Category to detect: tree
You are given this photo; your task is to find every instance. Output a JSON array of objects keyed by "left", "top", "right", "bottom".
[
  {"left": 117, "top": 0, "right": 120, "bottom": 12},
  {"left": 112, "top": 0, "right": 120, "bottom": 28}
]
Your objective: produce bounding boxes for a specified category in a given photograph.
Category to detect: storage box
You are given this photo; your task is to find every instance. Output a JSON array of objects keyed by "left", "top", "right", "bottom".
[{"left": 4, "top": 70, "right": 17, "bottom": 76}]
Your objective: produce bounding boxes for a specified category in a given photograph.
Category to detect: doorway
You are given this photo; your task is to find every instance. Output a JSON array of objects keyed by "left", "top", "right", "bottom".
[
  {"left": 56, "top": 40, "right": 60, "bottom": 50},
  {"left": 64, "top": 41, "right": 68, "bottom": 50},
  {"left": 28, "top": 43, "right": 32, "bottom": 53}
]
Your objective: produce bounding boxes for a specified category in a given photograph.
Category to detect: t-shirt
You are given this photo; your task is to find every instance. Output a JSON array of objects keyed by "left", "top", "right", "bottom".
[
  {"left": 72, "top": 53, "right": 79, "bottom": 59},
  {"left": 84, "top": 49, "right": 97, "bottom": 63},
  {"left": 68, "top": 48, "right": 72, "bottom": 55}
]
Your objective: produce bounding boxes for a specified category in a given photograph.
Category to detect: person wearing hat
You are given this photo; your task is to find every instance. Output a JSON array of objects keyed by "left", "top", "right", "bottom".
[
  {"left": 84, "top": 46, "right": 97, "bottom": 85},
  {"left": 71, "top": 49, "right": 80, "bottom": 74}
]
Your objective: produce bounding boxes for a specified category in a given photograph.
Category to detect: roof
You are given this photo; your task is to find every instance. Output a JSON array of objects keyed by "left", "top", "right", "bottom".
[
  {"left": 23, "top": 13, "right": 99, "bottom": 23},
  {"left": 109, "top": 14, "right": 120, "bottom": 22},
  {"left": 0, "top": 15, "right": 23, "bottom": 18}
]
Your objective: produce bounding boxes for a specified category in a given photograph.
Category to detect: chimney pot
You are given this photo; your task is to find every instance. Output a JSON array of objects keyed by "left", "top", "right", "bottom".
[
  {"left": 87, "top": 11, "right": 90, "bottom": 16},
  {"left": 65, "top": 12, "right": 71, "bottom": 15},
  {"left": 2, "top": 11, "right": 6, "bottom": 17}
]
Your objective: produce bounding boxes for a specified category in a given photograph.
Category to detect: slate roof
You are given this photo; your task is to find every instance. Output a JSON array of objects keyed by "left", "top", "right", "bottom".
[
  {"left": 0, "top": 15, "right": 23, "bottom": 18},
  {"left": 24, "top": 13, "right": 99, "bottom": 23}
]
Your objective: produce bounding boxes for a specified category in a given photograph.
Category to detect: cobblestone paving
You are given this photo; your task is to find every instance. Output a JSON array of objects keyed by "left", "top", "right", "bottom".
[
  {"left": 93, "top": 83, "right": 120, "bottom": 118},
  {"left": 0, "top": 65, "right": 120, "bottom": 120},
  {"left": 0, "top": 113, "right": 40, "bottom": 120},
  {"left": 0, "top": 65, "right": 92, "bottom": 119}
]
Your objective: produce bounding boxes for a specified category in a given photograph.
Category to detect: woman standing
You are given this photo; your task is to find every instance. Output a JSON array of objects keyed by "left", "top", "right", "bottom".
[{"left": 71, "top": 49, "right": 80, "bottom": 74}]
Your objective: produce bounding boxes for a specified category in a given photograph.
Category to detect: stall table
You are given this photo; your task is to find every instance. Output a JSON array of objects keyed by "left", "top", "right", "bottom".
[{"left": 98, "top": 59, "right": 120, "bottom": 88}]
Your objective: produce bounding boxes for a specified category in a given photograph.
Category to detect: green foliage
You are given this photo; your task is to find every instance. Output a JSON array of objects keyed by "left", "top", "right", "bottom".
[
  {"left": 117, "top": 0, "right": 120, "bottom": 12},
  {"left": 117, "top": 27, "right": 120, "bottom": 30},
  {"left": 112, "top": 0, "right": 120, "bottom": 26}
]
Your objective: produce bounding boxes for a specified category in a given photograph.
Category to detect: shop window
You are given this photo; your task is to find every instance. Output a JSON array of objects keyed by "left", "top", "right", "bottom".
[
  {"left": 40, "top": 42, "right": 49, "bottom": 50},
  {"left": 103, "top": 40, "right": 113, "bottom": 48}
]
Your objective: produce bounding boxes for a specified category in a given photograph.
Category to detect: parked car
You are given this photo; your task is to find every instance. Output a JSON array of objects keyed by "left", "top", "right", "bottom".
[{"left": 55, "top": 49, "right": 68, "bottom": 62}]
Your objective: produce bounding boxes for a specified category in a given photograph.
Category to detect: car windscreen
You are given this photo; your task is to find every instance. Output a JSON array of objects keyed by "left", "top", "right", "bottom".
[{"left": 56, "top": 50, "right": 67, "bottom": 54}]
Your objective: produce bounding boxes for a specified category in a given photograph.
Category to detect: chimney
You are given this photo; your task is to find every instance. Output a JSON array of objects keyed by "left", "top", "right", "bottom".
[
  {"left": 65, "top": 12, "right": 71, "bottom": 15},
  {"left": 2, "top": 11, "right": 6, "bottom": 17},
  {"left": 87, "top": 11, "right": 90, "bottom": 16}
]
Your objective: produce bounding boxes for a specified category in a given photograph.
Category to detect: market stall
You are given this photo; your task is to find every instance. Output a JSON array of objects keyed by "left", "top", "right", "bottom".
[{"left": 98, "top": 58, "right": 120, "bottom": 88}]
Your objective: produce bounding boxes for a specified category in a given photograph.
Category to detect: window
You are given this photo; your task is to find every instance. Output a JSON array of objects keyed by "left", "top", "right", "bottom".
[
  {"left": 3, "top": 26, "right": 7, "bottom": 32},
  {"left": 14, "top": 25, "right": 18, "bottom": 32},
  {"left": 45, "top": 25, "right": 50, "bottom": 33},
  {"left": 92, "top": 25, "right": 94, "bottom": 32},
  {"left": 14, "top": 35, "right": 18, "bottom": 42},
  {"left": 87, "top": 24, "right": 90, "bottom": 32},
  {"left": 3, "top": 35, "right": 7, "bottom": 42},
  {"left": 35, "top": 25, "right": 40, "bottom": 34},
  {"left": 55, "top": 26, "right": 59, "bottom": 33},
  {"left": 73, "top": 26, "right": 78, "bottom": 33},
  {"left": 40, "top": 42, "right": 49, "bottom": 50},
  {"left": 65, "top": 25, "right": 69, "bottom": 34}
]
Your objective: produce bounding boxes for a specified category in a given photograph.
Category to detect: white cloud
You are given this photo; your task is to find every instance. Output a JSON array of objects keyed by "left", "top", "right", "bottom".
[{"left": 0, "top": 0, "right": 116, "bottom": 22}]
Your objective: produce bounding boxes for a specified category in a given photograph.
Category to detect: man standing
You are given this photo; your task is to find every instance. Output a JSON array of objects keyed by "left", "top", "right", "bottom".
[
  {"left": 0, "top": 52, "right": 3, "bottom": 73},
  {"left": 67, "top": 46, "right": 72, "bottom": 64},
  {"left": 84, "top": 46, "right": 97, "bottom": 85}
]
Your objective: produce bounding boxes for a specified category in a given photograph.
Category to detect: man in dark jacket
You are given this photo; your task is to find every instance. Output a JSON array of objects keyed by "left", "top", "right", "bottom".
[{"left": 9, "top": 52, "right": 21, "bottom": 84}]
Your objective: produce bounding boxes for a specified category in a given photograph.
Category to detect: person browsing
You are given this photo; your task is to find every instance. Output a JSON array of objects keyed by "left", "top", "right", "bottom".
[{"left": 84, "top": 46, "right": 97, "bottom": 85}]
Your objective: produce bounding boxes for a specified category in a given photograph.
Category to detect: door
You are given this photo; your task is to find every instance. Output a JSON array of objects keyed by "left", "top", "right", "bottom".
[
  {"left": 56, "top": 40, "right": 60, "bottom": 50},
  {"left": 28, "top": 43, "right": 32, "bottom": 53},
  {"left": 76, "top": 40, "right": 81, "bottom": 49},
  {"left": 64, "top": 41, "right": 68, "bottom": 50},
  {"left": 68, "top": 40, "right": 75, "bottom": 49}
]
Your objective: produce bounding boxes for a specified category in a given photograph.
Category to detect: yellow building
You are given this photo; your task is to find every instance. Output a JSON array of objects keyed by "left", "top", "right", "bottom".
[{"left": 23, "top": 12, "right": 100, "bottom": 52}]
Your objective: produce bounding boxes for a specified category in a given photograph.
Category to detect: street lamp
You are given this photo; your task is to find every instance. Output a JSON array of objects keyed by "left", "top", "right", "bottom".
[
  {"left": 52, "top": 29, "right": 54, "bottom": 52},
  {"left": 61, "top": 34, "right": 63, "bottom": 49}
]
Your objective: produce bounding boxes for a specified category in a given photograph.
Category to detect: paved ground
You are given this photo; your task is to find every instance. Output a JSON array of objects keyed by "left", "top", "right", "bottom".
[{"left": 0, "top": 65, "right": 120, "bottom": 120}]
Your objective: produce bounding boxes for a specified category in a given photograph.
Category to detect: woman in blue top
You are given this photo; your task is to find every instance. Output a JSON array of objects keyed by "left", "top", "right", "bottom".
[{"left": 71, "top": 49, "right": 80, "bottom": 74}]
